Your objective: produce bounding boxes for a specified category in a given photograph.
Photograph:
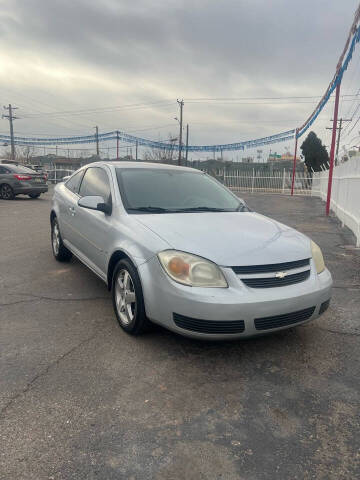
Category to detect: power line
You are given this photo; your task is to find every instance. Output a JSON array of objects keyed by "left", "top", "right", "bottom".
[
  {"left": 14, "top": 96, "right": 360, "bottom": 121},
  {"left": 343, "top": 112, "right": 360, "bottom": 138},
  {"left": 185, "top": 94, "right": 360, "bottom": 101},
  {"left": 20, "top": 100, "right": 175, "bottom": 119},
  {"left": 326, "top": 118, "right": 351, "bottom": 164},
  {"left": 185, "top": 98, "right": 359, "bottom": 106}
]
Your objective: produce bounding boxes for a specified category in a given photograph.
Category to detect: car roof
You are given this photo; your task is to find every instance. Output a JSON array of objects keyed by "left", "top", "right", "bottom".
[{"left": 89, "top": 161, "right": 199, "bottom": 173}]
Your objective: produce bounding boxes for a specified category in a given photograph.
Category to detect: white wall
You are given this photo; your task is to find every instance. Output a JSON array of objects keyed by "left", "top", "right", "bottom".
[{"left": 312, "top": 157, "right": 360, "bottom": 247}]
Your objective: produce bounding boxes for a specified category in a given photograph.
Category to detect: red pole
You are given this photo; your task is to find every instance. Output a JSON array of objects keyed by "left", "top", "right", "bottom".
[
  {"left": 290, "top": 129, "right": 298, "bottom": 196},
  {"left": 116, "top": 131, "right": 119, "bottom": 160},
  {"left": 326, "top": 82, "right": 341, "bottom": 216}
]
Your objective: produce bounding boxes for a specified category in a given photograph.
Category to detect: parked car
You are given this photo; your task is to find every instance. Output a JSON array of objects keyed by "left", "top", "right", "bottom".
[
  {"left": 51, "top": 162, "right": 332, "bottom": 339},
  {"left": 0, "top": 163, "right": 48, "bottom": 199},
  {"left": 28, "top": 164, "right": 48, "bottom": 181}
]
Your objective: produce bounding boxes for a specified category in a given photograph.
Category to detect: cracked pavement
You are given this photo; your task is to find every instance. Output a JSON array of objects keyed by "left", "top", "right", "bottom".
[{"left": 0, "top": 188, "right": 359, "bottom": 479}]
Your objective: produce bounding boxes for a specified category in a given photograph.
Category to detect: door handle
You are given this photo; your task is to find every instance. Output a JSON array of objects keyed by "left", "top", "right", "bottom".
[{"left": 69, "top": 206, "right": 75, "bottom": 216}]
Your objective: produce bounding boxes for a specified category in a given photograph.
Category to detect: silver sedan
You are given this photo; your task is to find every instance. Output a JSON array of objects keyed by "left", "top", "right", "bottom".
[{"left": 51, "top": 161, "right": 332, "bottom": 340}]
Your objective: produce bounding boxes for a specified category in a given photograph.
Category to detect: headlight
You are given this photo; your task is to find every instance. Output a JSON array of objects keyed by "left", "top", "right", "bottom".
[
  {"left": 311, "top": 240, "right": 325, "bottom": 274},
  {"left": 158, "top": 250, "right": 228, "bottom": 287}
]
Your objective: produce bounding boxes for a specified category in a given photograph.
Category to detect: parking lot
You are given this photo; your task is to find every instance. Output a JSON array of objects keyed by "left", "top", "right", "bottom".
[{"left": 1, "top": 188, "right": 359, "bottom": 479}]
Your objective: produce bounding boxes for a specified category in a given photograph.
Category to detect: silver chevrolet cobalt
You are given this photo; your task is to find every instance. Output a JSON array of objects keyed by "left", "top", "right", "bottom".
[{"left": 51, "top": 162, "right": 332, "bottom": 339}]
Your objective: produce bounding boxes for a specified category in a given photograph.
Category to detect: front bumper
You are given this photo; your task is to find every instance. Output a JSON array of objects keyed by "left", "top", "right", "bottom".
[{"left": 138, "top": 256, "right": 332, "bottom": 340}]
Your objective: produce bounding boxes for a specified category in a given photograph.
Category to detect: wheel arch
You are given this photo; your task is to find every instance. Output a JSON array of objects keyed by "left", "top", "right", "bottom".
[{"left": 107, "top": 250, "right": 135, "bottom": 291}]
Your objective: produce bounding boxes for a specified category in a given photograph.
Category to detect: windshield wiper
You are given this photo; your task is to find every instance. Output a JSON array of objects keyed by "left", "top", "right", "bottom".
[
  {"left": 236, "top": 204, "right": 249, "bottom": 212},
  {"left": 128, "top": 205, "right": 249, "bottom": 213},
  {"left": 127, "top": 206, "right": 171, "bottom": 213},
  {"left": 171, "top": 206, "right": 231, "bottom": 212}
]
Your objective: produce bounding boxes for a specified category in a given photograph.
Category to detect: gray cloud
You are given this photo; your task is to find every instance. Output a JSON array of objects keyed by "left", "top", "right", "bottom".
[{"left": 0, "top": 0, "right": 359, "bottom": 157}]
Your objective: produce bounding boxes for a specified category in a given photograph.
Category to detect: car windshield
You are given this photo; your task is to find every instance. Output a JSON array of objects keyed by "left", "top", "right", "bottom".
[{"left": 116, "top": 168, "right": 248, "bottom": 213}]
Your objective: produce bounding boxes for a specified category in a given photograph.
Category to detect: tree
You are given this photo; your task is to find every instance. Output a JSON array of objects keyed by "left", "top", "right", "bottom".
[
  {"left": 300, "top": 131, "right": 329, "bottom": 172},
  {"left": 144, "top": 133, "right": 178, "bottom": 163},
  {"left": 19, "top": 146, "right": 35, "bottom": 164}
]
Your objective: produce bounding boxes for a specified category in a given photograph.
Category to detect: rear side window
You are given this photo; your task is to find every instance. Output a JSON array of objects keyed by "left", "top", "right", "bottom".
[
  {"left": 0, "top": 166, "right": 10, "bottom": 174},
  {"left": 79, "top": 167, "right": 111, "bottom": 202},
  {"left": 5, "top": 165, "right": 36, "bottom": 174},
  {"left": 65, "top": 171, "right": 84, "bottom": 194}
]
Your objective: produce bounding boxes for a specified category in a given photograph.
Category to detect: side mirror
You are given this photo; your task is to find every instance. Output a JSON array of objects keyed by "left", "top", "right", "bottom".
[{"left": 78, "top": 196, "right": 112, "bottom": 215}]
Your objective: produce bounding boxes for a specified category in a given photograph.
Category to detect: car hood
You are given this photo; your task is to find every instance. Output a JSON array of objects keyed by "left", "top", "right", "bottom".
[{"left": 134, "top": 212, "right": 311, "bottom": 266}]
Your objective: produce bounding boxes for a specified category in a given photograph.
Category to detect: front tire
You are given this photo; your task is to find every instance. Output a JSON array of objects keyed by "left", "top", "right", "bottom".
[
  {"left": 112, "top": 259, "right": 149, "bottom": 335},
  {"left": 51, "top": 217, "right": 72, "bottom": 261},
  {"left": 0, "top": 184, "right": 15, "bottom": 200}
]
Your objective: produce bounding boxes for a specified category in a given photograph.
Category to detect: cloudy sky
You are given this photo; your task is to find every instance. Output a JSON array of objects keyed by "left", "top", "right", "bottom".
[{"left": 0, "top": 0, "right": 359, "bottom": 159}]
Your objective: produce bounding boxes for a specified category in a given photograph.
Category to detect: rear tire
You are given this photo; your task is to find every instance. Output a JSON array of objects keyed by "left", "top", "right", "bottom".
[
  {"left": 51, "top": 217, "right": 72, "bottom": 262},
  {"left": 29, "top": 193, "right": 41, "bottom": 199},
  {"left": 0, "top": 184, "right": 15, "bottom": 200},
  {"left": 112, "top": 259, "right": 149, "bottom": 335}
]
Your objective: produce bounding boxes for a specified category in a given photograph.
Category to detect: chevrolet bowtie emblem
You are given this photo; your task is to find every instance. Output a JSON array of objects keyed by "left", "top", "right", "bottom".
[{"left": 275, "top": 271, "right": 287, "bottom": 279}]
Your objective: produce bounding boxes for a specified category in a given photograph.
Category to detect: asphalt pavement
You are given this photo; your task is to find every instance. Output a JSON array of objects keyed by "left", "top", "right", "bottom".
[{"left": 0, "top": 188, "right": 359, "bottom": 479}]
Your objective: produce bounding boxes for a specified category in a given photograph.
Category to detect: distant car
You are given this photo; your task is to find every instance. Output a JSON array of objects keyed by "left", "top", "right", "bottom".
[
  {"left": 0, "top": 163, "right": 48, "bottom": 199},
  {"left": 47, "top": 169, "right": 75, "bottom": 184},
  {"left": 28, "top": 164, "right": 48, "bottom": 181},
  {"left": 50, "top": 161, "right": 332, "bottom": 340}
]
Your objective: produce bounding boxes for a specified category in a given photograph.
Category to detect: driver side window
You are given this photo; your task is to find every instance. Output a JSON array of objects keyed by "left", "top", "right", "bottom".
[{"left": 79, "top": 167, "right": 111, "bottom": 203}]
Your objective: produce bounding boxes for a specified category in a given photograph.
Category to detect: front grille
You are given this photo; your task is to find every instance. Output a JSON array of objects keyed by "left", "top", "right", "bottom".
[
  {"left": 319, "top": 299, "right": 330, "bottom": 315},
  {"left": 173, "top": 313, "right": 245, "bottom": 334},
  {"left": 254, "top": 306, "right": 316, "bottom": 330},
  {"left": 231, "top": 258, "right": 310, "bottom": 275},
  {"left": 242, "top": 269, "right": 310, "bottom": 288}
]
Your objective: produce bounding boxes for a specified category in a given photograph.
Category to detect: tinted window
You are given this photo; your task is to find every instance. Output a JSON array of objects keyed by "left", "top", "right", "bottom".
[
  {"left": 65, "top": 170, "right": 84, "bottom": 194},
  {"left": 0, "top": 166, "right": 10, "bottom": 174},
  {"left": 79, "top": 167, "right": 111, "bottom": 202},
  {"left": 116, "top": 168, "right": 246, "bottom": 213}
]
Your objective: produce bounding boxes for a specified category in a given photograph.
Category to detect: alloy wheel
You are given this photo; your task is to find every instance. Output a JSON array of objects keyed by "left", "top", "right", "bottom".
[
  {"left": 115, "top": 269, "right": 137, "bottom": 325},
  {"left": 52, "top": 222, "right": 60, "bottom": 255},
  {"left": 1, "top": 185, "right": 13, "bottom": 200}
]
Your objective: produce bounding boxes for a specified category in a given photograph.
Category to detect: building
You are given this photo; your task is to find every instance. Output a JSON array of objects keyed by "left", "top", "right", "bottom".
[{"left": 268, "top": 152, "right": 300, "bottom": 162}]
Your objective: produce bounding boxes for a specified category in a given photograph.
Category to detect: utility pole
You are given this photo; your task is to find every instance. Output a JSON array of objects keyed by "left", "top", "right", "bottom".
[
  {"left": 116, "top": 131, "right": 119, "bottom": 160},
  {"left": 177, "top": 99, "right": 184, "bottom": 166},
  {"left": 136, "top": 141, "right": 138, "bottom": 161},
  {"left": 94, "top": 126, "right": 99, "bottom": 156},
  {"left": 326, "top": 83, "right": 342, "bottom": 216},
  {"left": 2, "top": 104, "right": 18, "bottom": 160},
  {"left": 326, "top": 118, "right": 351, "bottom": 165},
  {"left": 185, "top": 124, "right": 189, "bottom": 166}
]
